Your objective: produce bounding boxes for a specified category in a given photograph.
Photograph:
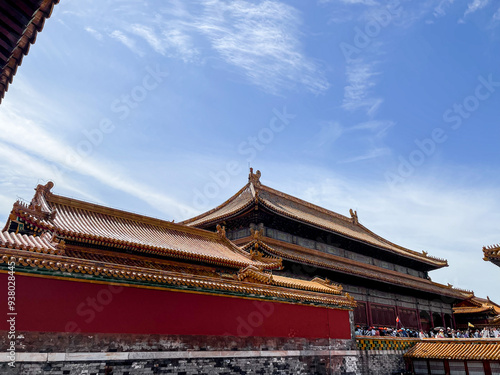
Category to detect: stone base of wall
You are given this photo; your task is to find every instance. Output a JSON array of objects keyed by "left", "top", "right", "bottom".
[
  {"left": 0, "top": 350, "right": 408, "bottom": 375},
  {"left": 0, "top": 332, "right": 408, "bottom": 374},
  {"left": 0, "top": 331, "right": 355, "bottom": 352}
]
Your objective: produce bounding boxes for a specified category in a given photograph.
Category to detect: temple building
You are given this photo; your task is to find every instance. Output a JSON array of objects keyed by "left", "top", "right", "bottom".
[
  {"left": 1, "top": 178, "right": 498, "bottom": 374},
  {"left": 182, "top": 169, "right": 474, "bottom": 331},
  {"left": 0, "top": 181, "right": 355, "bottom": 344}
]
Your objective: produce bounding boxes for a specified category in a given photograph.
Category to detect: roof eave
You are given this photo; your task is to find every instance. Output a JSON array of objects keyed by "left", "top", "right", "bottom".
[{"left": 0, "top": 0, "right": 60, "bottom": 104}]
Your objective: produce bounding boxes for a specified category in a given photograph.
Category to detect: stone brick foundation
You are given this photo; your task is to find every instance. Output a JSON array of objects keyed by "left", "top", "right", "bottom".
[{"left": 0, "top": 332, "right": 409, "bottom": 374}]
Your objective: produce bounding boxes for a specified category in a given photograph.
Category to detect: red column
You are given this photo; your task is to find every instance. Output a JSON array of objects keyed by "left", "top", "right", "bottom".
[
  {"left": 483, "top": 360, "right": 492, "bottom": 375},
  {"left": 366, "top": 301, "right": 373, "bottom": 327},
  {"left": 417, "top": 308, "right": 423, "bottom": 331},
  {"left": 365, "top": 302, "right": 370, "bottom": 327},
  {"left": 444, "top": 360, "right": 450, "bottom": 375}
]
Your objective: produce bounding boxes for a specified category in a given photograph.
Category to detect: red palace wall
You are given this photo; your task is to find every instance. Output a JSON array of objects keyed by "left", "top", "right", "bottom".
[{"left": 0, "top": 273, "right": 352, "bottom": 339}]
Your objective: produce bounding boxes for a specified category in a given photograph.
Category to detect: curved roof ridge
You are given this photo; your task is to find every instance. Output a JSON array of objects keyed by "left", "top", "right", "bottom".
[
  {"left": 33, "top": 182, "right": 223, "bottom": 240},
  {"left": 255, "top": 186, "right": 446, "bottom": 267},
  {"left": 258, "top": 183, "right": 353, "bottom": 223},
  {"left": 180, "top": 182, "right": 253, "bottom": 226}
]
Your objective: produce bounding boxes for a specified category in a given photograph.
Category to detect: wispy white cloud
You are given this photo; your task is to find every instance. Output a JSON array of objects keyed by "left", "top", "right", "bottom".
[
  {"left": 464, "top": 0, "right": 490, "bottom": 17},
  {"left": 109, "top": 30, "right": 141, "bottom": 55},
  {"left": 313, "top": 122, "right": 344, "bottom": 149},
  {"left": 130, "top": 25, "right": 164, "bottom": 54},
  {"left": 338, "top": 147, "right": 391, "bottom": 163},
  {"left": 306, "top": 119, "right": 393, "bottom": 161},
  {"left": 0, "top": 105, "right": 197, "bottom": 219},
  {"left": 84, "top": 26, "right": 103, "bottom": 41},
  {"left": 0, "top": 141, "right": 101, "bottom": 205},
  {"left": 493, "top": 6, "right": 500, "bottom": 20},
  {"left": 74, "top": 1, "right": 327, "bottom": 95},
  {"left": 349, "top": 120, "right": 394, "bottom": 137},
  {"left": 433, "top": 0, "right": 455, "bottom": 18},
  {"left": 194, "top": 0, "right": 329, "bottom": 94},
  {"left": 320, "top": 0, "right": 378, "bottom": 5},
  {"left": 130, "top": 23, "right": 199, "bottom": 63},
  {"left": 342, "top": 59, "right": 382, "bottom": 115},
  {"left": 340, "top": 0, "right": 378, "bottom": 5}
]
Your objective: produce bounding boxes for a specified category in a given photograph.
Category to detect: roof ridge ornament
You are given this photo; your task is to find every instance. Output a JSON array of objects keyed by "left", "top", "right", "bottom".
[
  {"left": 248, "top": 168, "right": 261, "bottom": 187},
  {"left": 250, "top": 227, "right": 264, "bottom": 241},
  {"left": 216, "top": 224, "right": 226, "bottom": 239},
  {"left": 349, "top": 208, "right": 358, "bottom": 225},
  {"left": 36, "top": 181, "right": 55, "bottom": 195}
]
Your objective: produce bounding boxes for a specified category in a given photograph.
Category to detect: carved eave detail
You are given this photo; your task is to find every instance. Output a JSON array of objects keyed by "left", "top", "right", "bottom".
[
  {"left": 483, "top": 243, "right": 500, "bottom": 261},
  {"left": 311, "top": 276, "right": 343, "bottom": 292},
  {"left": 238, "top": 265, "right": 273, "bottom": 284}
]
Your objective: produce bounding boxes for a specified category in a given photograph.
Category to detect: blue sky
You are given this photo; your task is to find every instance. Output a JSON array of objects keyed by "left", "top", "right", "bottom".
[{"left": 1, "top": 0, "right": 500, "bottom": 301}]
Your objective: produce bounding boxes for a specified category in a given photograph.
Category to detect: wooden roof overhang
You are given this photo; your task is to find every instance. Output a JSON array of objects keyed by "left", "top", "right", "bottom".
[
  {"left": 453, "top": 296, "right": 500, "bottom": 316},
  {"left": 4, "top": 182, "right": 283, "bottom": 271},
  {"left": 182, "top": 169, "right": 449, "bottom": 271},
  {"left": 0, "top": 0, "right": 60, "bottom": 104},
  {"left": 0, "top": 231, "right": 356, "bottom": 309},
  {"left": 483, "top": 243, "right": 500, "bottom": 268},
  {"left": 238, "top": 235, "right": 470, "bottom": 301}
]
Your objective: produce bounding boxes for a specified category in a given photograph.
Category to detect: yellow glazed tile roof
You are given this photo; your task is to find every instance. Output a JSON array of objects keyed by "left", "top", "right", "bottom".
[
  {"left": 182, "top": 170, "right": 447, "bottom": 268},
  {"left": 453, "top": 296, "right": 500, "bottom": 315},
  {"left": 6, "top": 182, "right": 281, "bottom": 270},
  {"left": 0, "top": 244, "right": 355, "bottom": 308},
  {"left": 404, "top": 339, "right": 500, "bottom": 361}
]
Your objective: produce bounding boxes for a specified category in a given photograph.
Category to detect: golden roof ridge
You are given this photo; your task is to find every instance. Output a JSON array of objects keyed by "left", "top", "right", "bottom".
[{"left": 179, "top": 182, "right": 254, "bottom": 225}]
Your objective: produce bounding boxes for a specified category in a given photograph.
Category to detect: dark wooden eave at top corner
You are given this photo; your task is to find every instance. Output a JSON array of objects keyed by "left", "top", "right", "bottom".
[{"left": 0, "top": 0, "right": 60, "bottom": 104}]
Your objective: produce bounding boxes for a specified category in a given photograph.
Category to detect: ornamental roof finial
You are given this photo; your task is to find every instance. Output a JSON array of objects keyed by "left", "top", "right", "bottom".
[
  {"left": 349, "top": 208, "right": 358, "bottom": 225},
  {"left": 35, "top": 181, "right": 54, "bottom": 195},
  {"left": 248, "top": 168, "right": 261, "bottom": 186},
  {"left": 216, "top": 224, "right": 226, "bottom": 239}
]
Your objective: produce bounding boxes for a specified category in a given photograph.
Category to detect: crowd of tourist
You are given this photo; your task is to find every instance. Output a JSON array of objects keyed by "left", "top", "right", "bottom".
[{"left": 355, "top": 326, "right": 500, "bottom": 338}]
